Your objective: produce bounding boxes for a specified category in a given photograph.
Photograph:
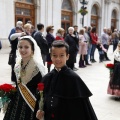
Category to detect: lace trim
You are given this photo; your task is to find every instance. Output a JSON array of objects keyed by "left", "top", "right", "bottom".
[
  {"left": 114, "top": 51, "right": 120, "bottom": 62},
  {"left": 15, "top": 58, "right": 39, "bottom": 84}
]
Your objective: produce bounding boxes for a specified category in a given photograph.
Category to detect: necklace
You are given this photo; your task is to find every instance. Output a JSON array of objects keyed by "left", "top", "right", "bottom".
[{"left": 21, "top": 59, "right": 31, "bottom": 77}]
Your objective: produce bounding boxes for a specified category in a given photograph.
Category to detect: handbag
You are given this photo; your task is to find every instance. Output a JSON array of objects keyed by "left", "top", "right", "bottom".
[
  {"left": 8, "top": 52, "right": 16, "bottom": 65},
  {"left": 0, "top": 40, "right": 2, "bottom": 49}
]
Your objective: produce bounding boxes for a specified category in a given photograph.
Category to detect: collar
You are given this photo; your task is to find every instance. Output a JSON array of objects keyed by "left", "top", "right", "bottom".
[{"left": 54, "top": 65, "right": 68, "bottom": 72}]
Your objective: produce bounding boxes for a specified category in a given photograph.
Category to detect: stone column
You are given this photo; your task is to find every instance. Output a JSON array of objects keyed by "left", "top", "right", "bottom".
[
  {"left": 35, "top": 0, "right": 40, "bottom": 24},
  {"left": 105, "top": 0, "right": 112, "bottom": 28},
  {"left": 101, "top": 0, "right": 105, "bottom": 33}
]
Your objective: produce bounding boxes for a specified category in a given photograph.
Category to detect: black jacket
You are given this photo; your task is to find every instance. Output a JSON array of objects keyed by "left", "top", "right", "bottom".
[
  {"left": 42, "top": 66, "right": 98, "bottom": 120},
  {"left": 65, "top": 34, "right": 79, "bottom": 63},
  {"left": 46, "top": 33, "right": 55, "bottom": 48},
  {"left": 34, "top": 31, "right": 49, "bottom": 55}
]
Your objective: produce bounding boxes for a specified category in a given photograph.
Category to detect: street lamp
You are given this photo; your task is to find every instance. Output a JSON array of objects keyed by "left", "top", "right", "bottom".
[{"left": 79, "top": 0, "right": 88, "bottom": 27}]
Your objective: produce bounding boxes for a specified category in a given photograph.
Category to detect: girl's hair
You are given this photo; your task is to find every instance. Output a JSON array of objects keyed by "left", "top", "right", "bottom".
[
  {"left": 24, "top": 23, "right": 31, "bottom": 29},
  {"left": 50, "top": 40, "right": 69, "bottom": 55},
  {"left": 79, "top": 28, "right": 85, "bottom": 35},
  {"left": 20, "top": 38, "right": 34, "bottom": 52},
  {"left": 91, "top": 27, "right": 96, "bottom": 33},
  {"left": 57, "top": 28, "right": 65, "bottom": 34}
]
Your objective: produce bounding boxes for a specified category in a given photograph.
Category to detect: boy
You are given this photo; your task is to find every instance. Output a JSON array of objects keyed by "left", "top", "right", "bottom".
[{"left": 36, "top": 40, "right": 98, "bottom": 120}]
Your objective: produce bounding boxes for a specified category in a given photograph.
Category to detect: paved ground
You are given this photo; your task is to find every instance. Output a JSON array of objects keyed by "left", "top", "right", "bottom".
[{"left": 0, "top": 45, "right": 119, "bottom": 120}]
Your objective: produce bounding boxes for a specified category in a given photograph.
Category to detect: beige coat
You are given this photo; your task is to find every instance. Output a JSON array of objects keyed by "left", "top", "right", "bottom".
[{"left": 79, "top": 35, "right": 87, "bottom": 55}]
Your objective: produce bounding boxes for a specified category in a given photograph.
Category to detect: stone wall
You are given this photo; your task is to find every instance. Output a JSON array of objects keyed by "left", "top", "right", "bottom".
[{"left": 0, "top": 39, "right": 10, "bottom": 48}]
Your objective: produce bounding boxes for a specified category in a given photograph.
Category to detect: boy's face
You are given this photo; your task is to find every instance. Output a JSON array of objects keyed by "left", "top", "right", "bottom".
[{"left": 51, "top": 47, "right": 69, "bottom": 70}]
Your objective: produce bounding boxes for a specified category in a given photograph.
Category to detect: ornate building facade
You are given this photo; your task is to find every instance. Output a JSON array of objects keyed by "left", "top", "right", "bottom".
[{"left": 0, "top": 0, "right": 120, "bottom": 47}]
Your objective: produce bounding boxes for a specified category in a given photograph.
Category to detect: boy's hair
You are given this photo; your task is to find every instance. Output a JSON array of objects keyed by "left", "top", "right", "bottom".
[
  {"left": 50, "top": 40, "right": 69, "bottom": 55},
  {"left": 37, "top": 23, "right": 44, "bottom": 30}
]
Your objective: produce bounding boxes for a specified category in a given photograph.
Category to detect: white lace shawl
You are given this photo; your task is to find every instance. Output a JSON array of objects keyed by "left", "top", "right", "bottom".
[
  {"left": 114, "top": 50, "right": 120, "bottom": 62},
  {"left": 15, "top": 36, "right": 47, "bottom": 80}
]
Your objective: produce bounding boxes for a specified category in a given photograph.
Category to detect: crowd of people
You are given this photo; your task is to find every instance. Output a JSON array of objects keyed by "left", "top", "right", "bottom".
[{"left": 3, "top": 20, "right": 120, "bottom": 120}]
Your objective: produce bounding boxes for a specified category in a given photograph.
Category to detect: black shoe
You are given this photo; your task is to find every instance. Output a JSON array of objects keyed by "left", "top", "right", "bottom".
[
  {"left": 86, "top": 63, "right": 92, "bottom": 65},
  {"left": 114, "top": 97, "right": 120, "bottom": 101},
  {"left": 93, "top": 59, "right": 97, "bottom": 62},
  {"left": 91, "top": 60, "right": 94, "bottom": 63},
  {"left": 91, "top": 59, "right": 96, "bottom": 63},
  {"left": 106, "top": 59, "right": 111, "bottom": 61}
]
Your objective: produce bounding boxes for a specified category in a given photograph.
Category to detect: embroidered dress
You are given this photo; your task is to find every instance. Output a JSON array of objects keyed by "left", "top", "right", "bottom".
[
  {"left": 107, "top": 51, "right": 120, "bottom": 96},
  {"left": 3, "top": 58, "right": 42, "bottom": 120}
]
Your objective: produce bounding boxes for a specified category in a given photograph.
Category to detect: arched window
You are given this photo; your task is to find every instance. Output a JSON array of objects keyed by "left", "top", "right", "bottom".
[
  {"left": 111, "top": 9, "right": 117, "bottom": 32},
  {"left": 15, "top": 0, "right": 35, "bottom": 25},
  {"left": 62, "top": 0, "right": 72, "bottom": 11},
  {"left": 91, "top": 5, "right": 98, "bottom": 15},
  {"left": 112, "top": 10, "right": 116, "bottom": 19},
  {"left": 17, "top": 0, "right": 33, "bottom": 3},
  {"left": 61, "top": 0, "right": 73, "bottom": 33},
  {"left": 91, "top": 5, "right": 99, "bottom": 31}
]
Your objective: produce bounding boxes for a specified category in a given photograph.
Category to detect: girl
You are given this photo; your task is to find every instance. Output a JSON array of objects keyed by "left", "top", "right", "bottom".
[
  {"left": 107, "top": 41, "right": 120, "bottom": 100},
  {"left": 4, "top": 36, "right": 47, "bottom": 120}
]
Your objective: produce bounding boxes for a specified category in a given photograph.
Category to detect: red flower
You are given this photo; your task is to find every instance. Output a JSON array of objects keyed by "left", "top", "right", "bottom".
[
  {"left": 106, "top": 63, "right": 114, "bottom": 69},
  {"left": 37, "top": 83, "right": 44, "bottom": 91},
  {"left": 0, "top": 83, "right": 16, "bottom": 97}
]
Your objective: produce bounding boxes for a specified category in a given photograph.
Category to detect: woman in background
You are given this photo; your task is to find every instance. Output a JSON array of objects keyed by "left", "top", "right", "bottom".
[
  {"left": 55, "top": 28, "right": 65, "bottom": 41},
  {"left": 65, "top": 27, "right": 79, "bottom": 70},
  {"left": 90, "top": 27, "right": 98, "bottom": 63},
  {"left": 46, "top": 26, "right": 55, "bottom": 72},
  {"left": 78, "top": 28, "right": 88, "bottom": 68}
]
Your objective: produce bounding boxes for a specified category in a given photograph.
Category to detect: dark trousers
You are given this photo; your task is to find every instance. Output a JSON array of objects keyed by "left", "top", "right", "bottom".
[
  {"left": 103, "top": 44, "right": 109, "bottom": 60},
  {"left": 84, "top": 55, "right": 88, "bottom": 65},
  {"left": 98, "top": 51, "right": 104, "bottom": 61},
  {"left": 90, "top": 44, "right": 96, "bottom": 60}
]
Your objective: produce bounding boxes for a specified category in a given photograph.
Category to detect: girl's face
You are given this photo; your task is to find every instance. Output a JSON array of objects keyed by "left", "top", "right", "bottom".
[
  {"left": 18, "top": 40, "right": 33, "bottom": 60},
  {"left": 51, "top": 47, "right": 69, "bottom": 70}
]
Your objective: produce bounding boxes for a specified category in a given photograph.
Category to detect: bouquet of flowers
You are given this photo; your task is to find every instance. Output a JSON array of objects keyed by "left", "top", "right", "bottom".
[
  {"left": 37, "top": 83, "right": 44, "bottom": 120},
  {"left": 106, "top": 63, "right": 114, "bottom": 78},
  {"left": 106, "top": 63, "right": 114, "bottom": 71},
  {"left": 0, "top": 83, "right": 16, "bottom": 112}
]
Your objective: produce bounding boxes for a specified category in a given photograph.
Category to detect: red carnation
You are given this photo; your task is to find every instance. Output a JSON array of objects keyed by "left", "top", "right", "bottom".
[
  {"left": 37, "top": 83, "right": 44, "bottom": 91},
  {"left": 0, "top": 83, "right": 16, "bottom": 98},
  {"left": 106, "top": 63, "right": 114, "bottom": 69}
]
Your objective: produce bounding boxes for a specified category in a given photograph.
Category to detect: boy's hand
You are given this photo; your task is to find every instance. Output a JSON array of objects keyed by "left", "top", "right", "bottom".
[{"left": 36, "top": 110, "right": 44, "bottom": 120}]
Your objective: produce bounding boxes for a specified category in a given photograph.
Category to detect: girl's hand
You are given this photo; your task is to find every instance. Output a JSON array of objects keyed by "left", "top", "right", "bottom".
[{"left": 36, "top": 110, "right": 44, "bottom": 120}]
